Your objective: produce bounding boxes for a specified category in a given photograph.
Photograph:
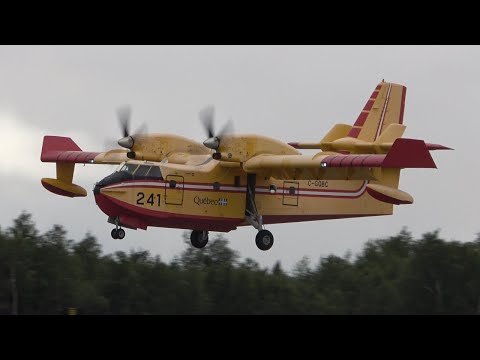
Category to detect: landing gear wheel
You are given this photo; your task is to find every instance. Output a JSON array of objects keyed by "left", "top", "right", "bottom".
[
  {"left": 111, "top": 229, "right": 119, "bottom": 239},
  {"left": 117, "top": 228, "right": 126, "bottom": 239},
  {"left": 256, "top": 230, "right": 274, "bottom": 251},
  {"left": 191, "top": 230, "right": 209, "bottom": 249}
]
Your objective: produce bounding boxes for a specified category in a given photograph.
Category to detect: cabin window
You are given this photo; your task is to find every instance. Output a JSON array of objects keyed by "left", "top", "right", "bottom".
[
  {"left": 213, "top": 182, "right": 220, "bottom": 191},
  {"left": 169, "top": 180, "right": 177, "bottom": 188},
  {"left": 269, "top": 184, "right": 277, "bottom": 194},
  {"left": 289, "top": 186, "right": 296, "bottom": 195}
]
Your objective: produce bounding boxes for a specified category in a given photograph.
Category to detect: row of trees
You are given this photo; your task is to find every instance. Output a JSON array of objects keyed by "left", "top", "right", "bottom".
[{"left": 1, "top": 212, "right": 479, "bottom": 314}]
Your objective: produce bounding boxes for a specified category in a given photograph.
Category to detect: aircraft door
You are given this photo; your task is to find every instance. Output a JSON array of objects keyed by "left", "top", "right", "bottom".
[
  {"left": 283, "top": 181, "right": 299, "bottom": 206},
  {"left": 165, "top": 175, "right": 184, "bottom": 205}
]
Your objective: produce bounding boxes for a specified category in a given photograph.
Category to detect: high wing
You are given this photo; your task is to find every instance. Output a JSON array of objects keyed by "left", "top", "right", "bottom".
[
  {"left": 41, "top": 136, "right": 128, "bottom": 164},
  {"left": 243, "top": 138, "right": 448, "bottom": 180}
]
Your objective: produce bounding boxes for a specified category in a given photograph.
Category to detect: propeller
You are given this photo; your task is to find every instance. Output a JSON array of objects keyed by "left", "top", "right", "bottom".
[
  {"left": 116, "top": 105, "right": 147, "bottom": 150},
  {"left": 200, "top": 105, "right": 233, "bottom": 153}
]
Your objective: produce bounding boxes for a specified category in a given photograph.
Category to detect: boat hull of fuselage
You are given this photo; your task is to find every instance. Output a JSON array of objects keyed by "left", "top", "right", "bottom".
[{"left": 94, "top": 179, "right": 393, "bottom": 233}]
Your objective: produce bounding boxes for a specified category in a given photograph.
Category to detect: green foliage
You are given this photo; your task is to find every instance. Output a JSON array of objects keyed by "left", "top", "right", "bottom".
[{"left": 1, "top": 212, "right": 480, "bottom": 314}]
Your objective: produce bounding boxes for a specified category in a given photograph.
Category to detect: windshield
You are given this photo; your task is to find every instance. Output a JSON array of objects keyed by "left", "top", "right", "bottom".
[
  {"left": 135, "top": 165, "right": 151, "bottom": 177},
  {"left": 119, "top": 163, "right": 139, "bottom": 174},
  {"left": 115, "top": 163, "right": 163, "bottom": 179}
]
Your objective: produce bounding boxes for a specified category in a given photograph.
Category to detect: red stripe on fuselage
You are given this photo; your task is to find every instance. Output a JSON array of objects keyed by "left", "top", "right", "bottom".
[{"left": 103, "top": 180, "right": 367, "bottom": 196}]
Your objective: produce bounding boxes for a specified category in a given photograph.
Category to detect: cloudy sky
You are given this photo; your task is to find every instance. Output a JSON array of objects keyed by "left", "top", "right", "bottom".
[{"left": 0, "top": 45, "right": 475, "bottom": 270}]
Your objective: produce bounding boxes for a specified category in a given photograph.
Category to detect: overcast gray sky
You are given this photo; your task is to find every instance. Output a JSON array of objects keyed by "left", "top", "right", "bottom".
[{"left": 0, "top": 45, "right": 474, "bottom": 270}]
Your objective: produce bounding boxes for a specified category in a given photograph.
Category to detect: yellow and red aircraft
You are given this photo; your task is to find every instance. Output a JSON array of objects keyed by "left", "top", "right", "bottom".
[{"left": 40, "top": 81, "right": 450, "bottom": 251}]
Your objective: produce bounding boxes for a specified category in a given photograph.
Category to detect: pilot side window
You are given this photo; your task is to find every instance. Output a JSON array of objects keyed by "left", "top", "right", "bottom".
[{"left": 146, "top": 166, "right": 162, "bottom": 179}]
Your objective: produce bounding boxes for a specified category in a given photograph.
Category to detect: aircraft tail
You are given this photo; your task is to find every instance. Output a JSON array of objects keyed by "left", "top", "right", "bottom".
[
  {"left": 347, "top": 81, "right": 407, "bottom": 142},
  {"left": 287, "top": 80, "right": 451, "bottom": 206},
  {"left": 348, "top": 81, "right": 408, "bottom": 202}
]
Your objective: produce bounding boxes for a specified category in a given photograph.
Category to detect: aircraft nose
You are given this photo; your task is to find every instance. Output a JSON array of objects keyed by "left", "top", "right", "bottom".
[{"left": 93, "top": 184, "right": 102, "bottom": 195}]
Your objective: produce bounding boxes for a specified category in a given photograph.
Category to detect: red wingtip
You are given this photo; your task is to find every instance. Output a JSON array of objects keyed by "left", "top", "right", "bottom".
[
  {"left": 41, "top": 136, "right": 82, "bottom": 162},
  {"left": 288, "top": 142, "right": 300, "bottom": 148}
]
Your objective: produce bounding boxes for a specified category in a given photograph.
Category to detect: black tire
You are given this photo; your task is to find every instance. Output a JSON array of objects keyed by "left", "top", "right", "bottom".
[
  {"left": 111, "top": 229, "right": 119, "bottom": 239},
  {"left": 190, "top": 230, "right": 209, "bottom": 249},
  {"left": 117, "top": 228, "right": 126, "bottom": 239},
  {"left": 255, "top": 230, "right": 274, "bottom": 251}
]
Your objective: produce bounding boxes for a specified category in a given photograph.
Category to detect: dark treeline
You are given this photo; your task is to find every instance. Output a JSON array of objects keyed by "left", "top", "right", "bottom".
[{"left": 1, "top": 212, "right": 480, "bottom": 314}]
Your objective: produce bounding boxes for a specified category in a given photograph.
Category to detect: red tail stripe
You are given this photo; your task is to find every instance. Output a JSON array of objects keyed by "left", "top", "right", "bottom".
[
  {"left": 354, "top": 112, "right": 369, "bottom": 126},
  {"left": 347, "top": 127, "right": 361, "bottom": 138}
]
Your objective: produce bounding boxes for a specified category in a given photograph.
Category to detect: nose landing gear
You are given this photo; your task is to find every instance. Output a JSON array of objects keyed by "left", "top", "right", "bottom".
[{"left": 111, "top": 228, "right": 125, "bottom": 239}]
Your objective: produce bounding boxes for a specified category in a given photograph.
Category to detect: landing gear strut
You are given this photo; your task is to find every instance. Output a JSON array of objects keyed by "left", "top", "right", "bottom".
[
  {"left": 191, "top": 230, "right": 209, "bottom": 248},
  {"left": 245, "top": 174, "right": 274, "bottom": 251},
  {"left": 111, "top": 216, "right": 125, "bottom": 240}
]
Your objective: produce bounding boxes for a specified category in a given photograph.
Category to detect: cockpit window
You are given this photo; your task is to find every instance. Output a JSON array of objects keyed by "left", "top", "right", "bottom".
[
  {"left": 146, "top": 166, "right": 162, "bottom": 179},
  {"left": 134, "top": 165, "right": 151, "bottom": 177},
  {"left": 119, "top": 163, "right": 139, "bottom": 174}
]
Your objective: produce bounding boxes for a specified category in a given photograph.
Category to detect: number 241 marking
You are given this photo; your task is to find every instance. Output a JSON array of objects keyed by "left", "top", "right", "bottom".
[{"left": 136, "top": 192, "right": 161, "bottom": 206}]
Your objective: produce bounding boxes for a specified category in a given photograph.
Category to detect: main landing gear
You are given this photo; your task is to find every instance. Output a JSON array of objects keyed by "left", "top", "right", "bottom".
[
  {"left": 188, "top": 174, "right": 275, "bottom": 251},
  {"left": 246, "top": 174, "right": 274, "bottom": 251},
  {"left": 191, "top": 230, "right": 209, "bottom": 248},
  {"left": 255, "top": 230, "right": 274, "bottom": 251},
  {"left": 110, "top": 216, "right": 125, "bottom": 239}
]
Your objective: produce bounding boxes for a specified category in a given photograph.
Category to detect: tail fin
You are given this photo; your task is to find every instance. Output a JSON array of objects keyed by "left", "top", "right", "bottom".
[{"left": 347, "top": 81, "right": 407, "bottom": 142}]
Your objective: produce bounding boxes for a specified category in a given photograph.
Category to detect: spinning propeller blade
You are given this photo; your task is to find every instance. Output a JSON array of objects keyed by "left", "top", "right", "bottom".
[
  {"left": 115, "top": 105, "right": 147, "bottom": 149},
  {"left": 199, "top": 105, "right": 233, "bottom": 151}
]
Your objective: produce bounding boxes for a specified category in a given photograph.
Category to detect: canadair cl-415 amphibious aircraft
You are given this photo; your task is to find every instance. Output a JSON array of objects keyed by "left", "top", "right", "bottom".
[{"left": 40, "top": 81, "right": 450, "bottom": 251}]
